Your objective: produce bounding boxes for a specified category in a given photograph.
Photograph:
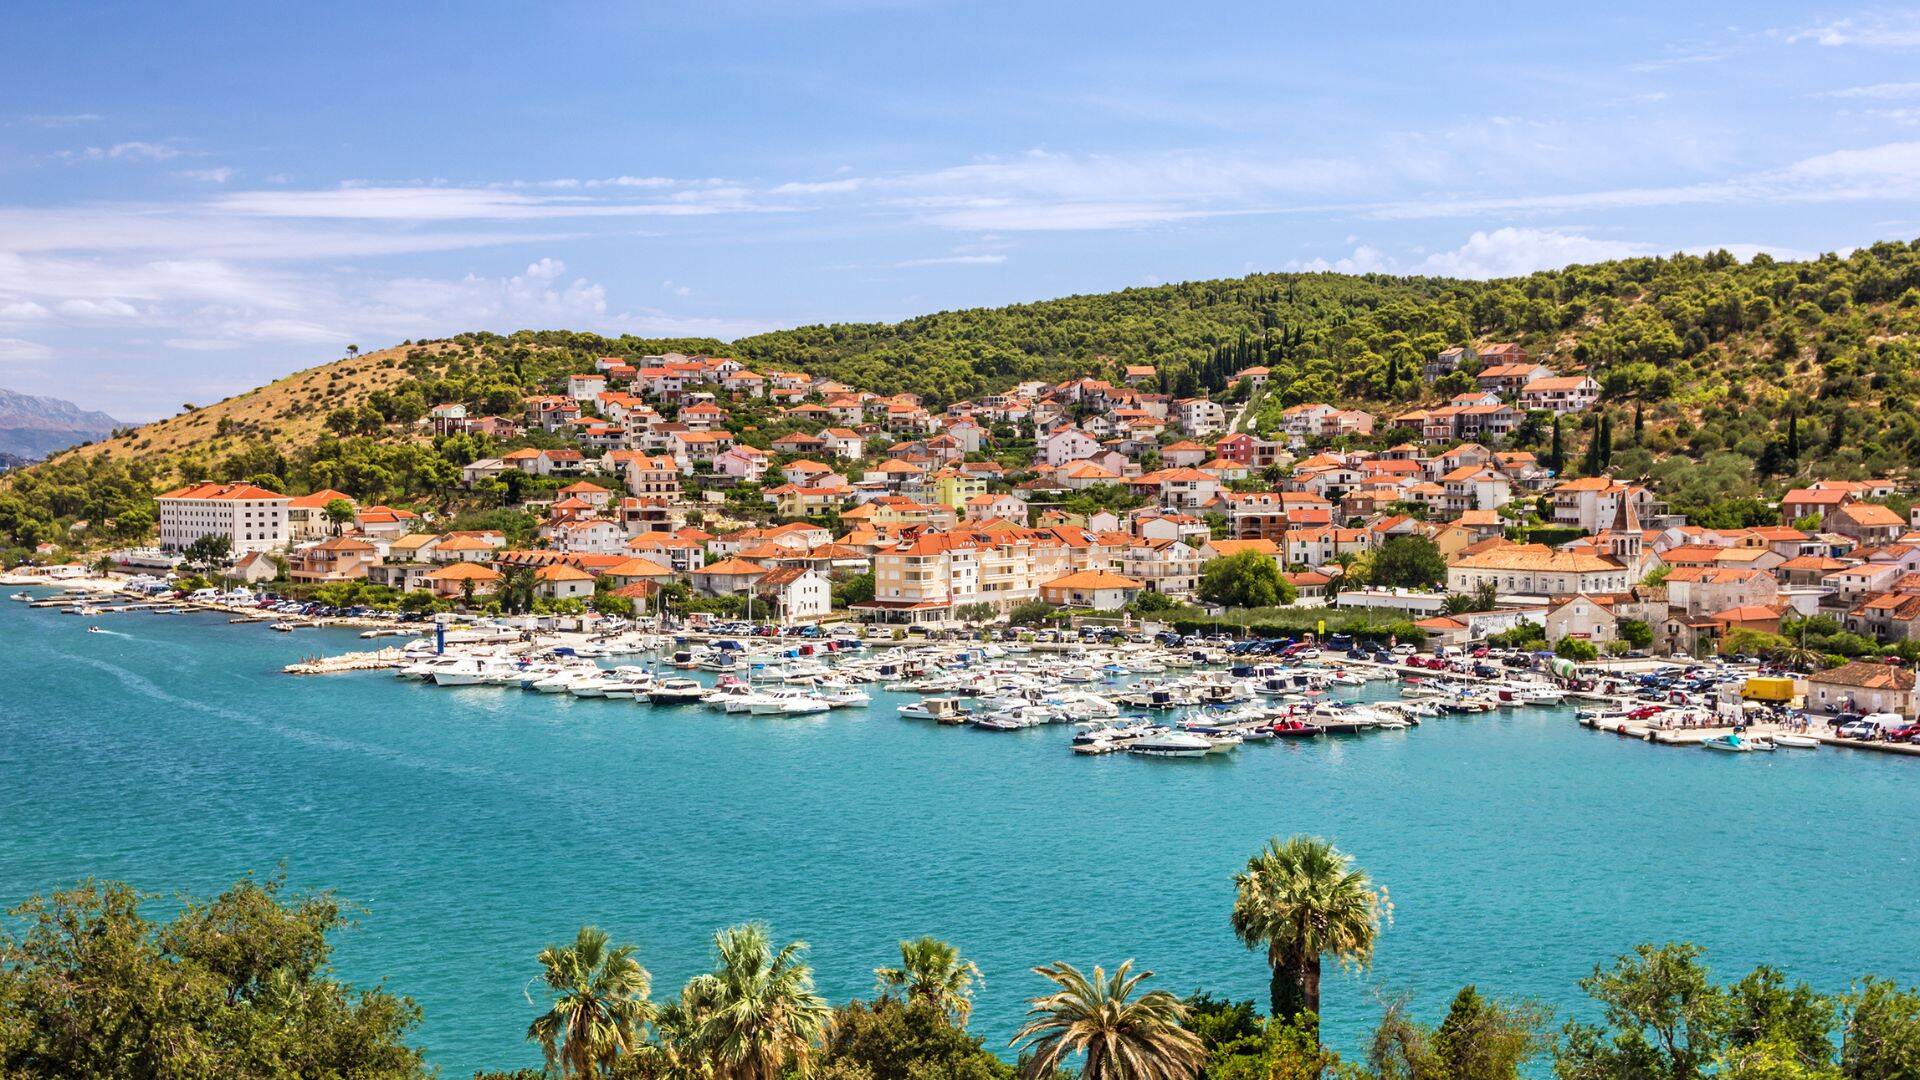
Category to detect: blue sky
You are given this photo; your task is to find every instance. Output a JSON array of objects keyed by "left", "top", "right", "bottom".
[{"left": 4, "top": 2, "right": 1920, "bottom": 420}]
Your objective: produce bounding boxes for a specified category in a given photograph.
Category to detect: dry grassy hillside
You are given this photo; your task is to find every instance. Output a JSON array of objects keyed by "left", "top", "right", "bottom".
[{"left": 53, "top": 341, "right": 468, "bottom": 467}]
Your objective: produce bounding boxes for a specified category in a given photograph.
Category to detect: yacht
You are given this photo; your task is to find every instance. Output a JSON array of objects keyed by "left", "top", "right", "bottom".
[
  {"left": 702, "top": 681, "right": 760, "bottom": 713},
  {"left": 595, "top": 667, "right": 657, "bottom": 699},
  {"left": 1519, "top": 684, "right": 1568, "bottom": 706},
  {"left": 898, "top": 696, "right": 971, "bottom": 722},
  {"left": 646, "top": 677, "right": 707, "bottom": 704},
  {"left": 1128, "top": 730, "right": 1214, "bottom": 758},
  {"left": 430, "top": 656, "right": 517, "bottom": 687},
  {"left": 399, "top": 655, "right": 472, "bottom": 681},
  {"left": 747, "top": 688, "right": 832, "bottom": 716},
  {"left": 811, "top": 680, "right": 872, "bottom": 708}
]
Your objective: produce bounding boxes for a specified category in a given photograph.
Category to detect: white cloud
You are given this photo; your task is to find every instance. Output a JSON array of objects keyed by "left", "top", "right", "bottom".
[
  {"left": 14, "top": 112, "right": 101, "bottom": 127},
  {"left": 1287, "top": 245, "right": 1396, "bottom": 275},
  {"left": 175, "top": 167, "right": 236, "bottom": 183},
  {"left": 1366, "top": 140, "right": 1920, "bottom": 220},
  {"left": 0, "top": 300, "right": 51, "bottom": 322},
  {"left": 55, "top": 298, "right": 142, "bottom": 319},
  {"left": 772, "top": 178, "right": 867, "bottom": 195},
  {"left": 1817, "top": 81, "right": 1920, "bottom": 99},
  {"left": 890, "top": 253, "right": 1007, "bottom": 267},
  {"left": 1786, "top": 13, "right": 1920, "bottom": 47},
  {"left": 56, "top": 140, "right": 181, "bottom": 163},
  {"left": 0, "top": 338, "right": 54, "bottom": 363},
  {"left": 1414, "top": 229, "right": 1656, "bottom": 278},
  {"left": 1292, "top": 229, "right": 1814, "bottom": 282},
  {"left": 215, "top": 184, "right": 768, "bottom": 221}
]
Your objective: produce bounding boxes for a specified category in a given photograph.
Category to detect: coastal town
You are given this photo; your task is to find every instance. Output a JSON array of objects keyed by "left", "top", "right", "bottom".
[{"left": 13, "top": 340, "right": 1920, "bottom": 733}]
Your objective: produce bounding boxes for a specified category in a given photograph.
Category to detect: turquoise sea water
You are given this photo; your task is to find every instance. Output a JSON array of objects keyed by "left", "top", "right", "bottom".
[{"left": 2, "top": 598, "right": 1915, "bottom": 1074}]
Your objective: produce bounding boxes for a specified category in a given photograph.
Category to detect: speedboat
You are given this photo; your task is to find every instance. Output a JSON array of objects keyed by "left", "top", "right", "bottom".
[
  {"left": 1772, "top": 733, "right": 1820, "bottom": 749},
  {"left": 8, "top": 592, "right": 33, "bottom": 602},
  {"left": 898, "top": 696, "right": 971, "bottom": 722},
  {"left": 1520, "top": 684, "right": 1568, "bottom": 706},
  {"left": 811, "top": 681, "right": 871, "bottom": 708},
  {"left": 1702, "top": 733, "right": 1751, "bottom": 753},
  {"left": 1128, "top": 730, "right": 1214, "bottom": 758},
  {"left": 594, "top": 667, "right": 657, "bottom": 699},
  {"left": 647, "top": 677, "right": 707, "bottom": 704},
  {"left": 431, "top": 657, "right": 515, "bottom": 687},
  {"left": 87, "top": 625, "right": 105, "bottom": 633},
  {"left": 748, "top": 688, "right": 832, "bottom": 715},
  {"left": 702, "top": 682, "right": 760, "bottom": 713}
]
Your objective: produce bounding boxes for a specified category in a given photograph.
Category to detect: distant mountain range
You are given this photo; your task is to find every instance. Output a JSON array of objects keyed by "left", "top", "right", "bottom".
[{"left": 0, "top": 388, "right": 124, "bottom": 459}]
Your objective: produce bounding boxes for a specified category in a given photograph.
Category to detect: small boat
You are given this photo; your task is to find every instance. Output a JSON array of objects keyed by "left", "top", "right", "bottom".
[
  {"left": 897, "top": 696, "right": 971, "bottom": 722},
  {"left": 646, "top": 677, "right": 708, "bottom": 704},
  {"left": 1128, "top": 730, "right": 1214, "bottom": 758},
  {"left": 9, "top": 592, "right": 34, "bottom": 601},
  {"left": 1772, "top": 733, "right": 1820, "bottom": 750},
  {"left": 270, "top": 622, "right": 296, "bottom": 632},
  {"left": 1746, "top": 735, "right": 1778, "bottom": 752},
  {"left": 1702, "top": 733, "right": 1751, "bottom": 753},
  {"left": 87, "top": 625, "right": 105, "bottom": 634},
  {"left": 747, "top": 688, "right": 832, "bottom": 716}
]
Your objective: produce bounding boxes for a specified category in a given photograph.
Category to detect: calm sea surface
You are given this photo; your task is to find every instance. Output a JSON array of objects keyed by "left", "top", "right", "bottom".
[{"left": 1, "top": 597, "right": 1914, "bottom": 1074}]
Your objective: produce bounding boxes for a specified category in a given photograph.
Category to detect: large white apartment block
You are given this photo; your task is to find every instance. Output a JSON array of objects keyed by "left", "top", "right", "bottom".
[{"left": 156, "top": 482, "right": 291, "bottom": 555}]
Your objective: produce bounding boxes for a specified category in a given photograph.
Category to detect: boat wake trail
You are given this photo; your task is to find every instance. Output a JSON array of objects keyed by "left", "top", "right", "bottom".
[{"left": 63, "top": 653, "right": 501, "bottom": 784}]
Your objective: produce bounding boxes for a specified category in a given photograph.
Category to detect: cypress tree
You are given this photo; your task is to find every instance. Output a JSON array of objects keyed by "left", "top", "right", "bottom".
[
  {"left": 1633, "top": 400, "right": 1644, "bottom": 444},
  {"left": 1599, "top": 412, "right": 1613, "bottom": 470},
  {"left": 1786, "top": 409, "right": 1800, "bottom": 458},
  {"left": 1549, "top": 417, "right": 1564, "bottom": 474}
]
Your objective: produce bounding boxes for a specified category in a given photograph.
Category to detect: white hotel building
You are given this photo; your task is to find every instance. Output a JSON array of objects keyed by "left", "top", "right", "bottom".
[{"left": 156, "top": 482, "right": 291, "bottom": 555}]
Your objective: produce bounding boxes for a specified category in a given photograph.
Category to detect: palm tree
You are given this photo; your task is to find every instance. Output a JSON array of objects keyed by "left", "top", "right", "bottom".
[
  {"left": 683, "top": 922, "right": 831, "bottom": 1080},
  {"left": 1231, "top": 835, "right": 1388, "bottom": 1036},
  {"left": 1010, "top": 960, "right": 1204, "bottom": 1080},
  {"left": 874, "top": 936, "right": 983, "bottom": 1026},
  {"left": 526, "top": 926, "right": 654, "bottom": 1078}
]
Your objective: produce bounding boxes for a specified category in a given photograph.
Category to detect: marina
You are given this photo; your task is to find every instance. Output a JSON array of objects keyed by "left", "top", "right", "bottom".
[{"left": 3, "top": 590, "right": 1918, "bottom": 1074}]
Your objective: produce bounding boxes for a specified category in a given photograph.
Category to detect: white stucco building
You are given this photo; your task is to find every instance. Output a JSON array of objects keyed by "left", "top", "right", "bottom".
[{"left": 156, "top": 482, "right": 291, "bottom": 555}]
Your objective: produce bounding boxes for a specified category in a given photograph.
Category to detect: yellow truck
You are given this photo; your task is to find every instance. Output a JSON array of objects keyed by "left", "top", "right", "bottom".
[{"left": 1742, "top": 676, "right": 1796, "bottom": 703}]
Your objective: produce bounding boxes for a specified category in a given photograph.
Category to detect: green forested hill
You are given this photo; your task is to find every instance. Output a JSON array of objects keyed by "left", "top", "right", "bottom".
[{"left": 4, "top": 240, "right": 1920, "bottom": 556}]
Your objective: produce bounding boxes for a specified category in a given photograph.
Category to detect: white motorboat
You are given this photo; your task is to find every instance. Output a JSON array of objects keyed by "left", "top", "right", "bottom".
[
  {"left": 595, "top": 667, "right": 657, "bottom": 699},
  {"left": 702, "top": 682, "right": 760, "bottom": 713},
  {"left": 646, "top": 677, "right": 707, "bottom": 704},
  {"left": 1772, "top": 733, "right": 1820, "bottom": 749},
  {"left": 399, "top": 655, "right": 470, "bottom": 681},
  {"left": 565, "top": 669, "right": 621, "bottom": 697},
  {"left": 1128, "top": 730, "right": 1214, "bottom": 758},
  {"left": 1519, "top": 684, "right": 1568, "bottom": 706},
  {"left": 898, "top": 696, "right": 971, "bottom": 722},
  {"left": 812, "top": 681, "right": 872, "bottom": 708},
  {"left": 532, "top": 668, "right": 594, "bottom": 694},
  {"left": 431, "top": 657, "right": 516, "bottom": 687},
  {"left": 747, "top": 688, "right": 832, "bottom": 715}
]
